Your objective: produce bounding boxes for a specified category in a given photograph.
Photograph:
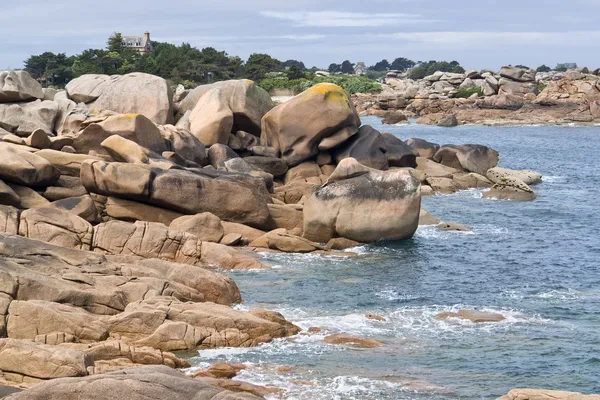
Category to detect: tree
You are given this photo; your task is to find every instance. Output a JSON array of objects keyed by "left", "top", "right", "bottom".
[
  {"left": 285, "top": 65, "right": 305, "bottom": 80},
  {"left": 340, "top": 60, "right": 354, "bottom": 74},
  {"left": 370, "top": 59, "right": 390, "bottom": 71},
  {"left": 536, "top": 64, "right": 551, "bottom": 72},
  {"left": 244, "top": 53, "right": 281, "bottom": 81},
  {"left": 390, "top": 57, "right": 416, "bottom": 71},
  {"left": 328, "top": 63, "right": 341, "bottom": 74},
  {"left": 107, "top": 33, "right": 125, "bottom": 54},
  {"left": 281, "top": 59, "right": 306, "bottom": 71},
  {"left": 407, "top": 60, "right": 465, "bottom": 79},
  {"left": 24, "top": 52, "right": 74, "bottom": 87},
  {"left": 515, "top": 64, "right": 530, "bottom": 70}
]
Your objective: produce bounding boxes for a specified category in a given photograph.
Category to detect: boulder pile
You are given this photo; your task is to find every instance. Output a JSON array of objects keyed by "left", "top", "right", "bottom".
[
  {"left": 355, "top": 66, "right": 600, "bottom": 125},
  {"left": 0, "top": 70, "right": 543, "bottom": 395}
]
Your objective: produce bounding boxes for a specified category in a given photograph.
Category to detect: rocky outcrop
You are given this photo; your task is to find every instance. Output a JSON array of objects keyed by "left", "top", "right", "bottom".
[
  {"left": 80, "top": 160, "right": 273, "bottom": 229},
  {"left": 0, "top": 100, "right": 58, "bottom": 136},
  {"left": 4, "top": 365, "right": 262, "bottom": 399},
  {"left": 380, "top": 132, "right": 417, "bottom": 168},
  {"left": 0, "top": 339, "right": 89, "bottom": 382},
  {"left": 169, "top": 212, "right": 224, "bottom": 243},
  {"left": 108, "top": 297, "right": 299, "bottom": 350},
  {"left": 189, "top": 88, "right": 234, "bottom": 146},
  {"left": 0, "top": 71, "right": 44, "bottom": 103},
  {"left": 0, "top": 143, "right": 60, "bottom": 186},
  {"left": 92, "top": 220, "right": 265, "bottom": 270},
  {"left": 261, "top": 83, "right": 361, "bottom": 166},
  {"left": 158, "top": 125, "right": 208, "bottom": 167},
  {"left": 65, "top": 73, "right": 174, "bottom": 124},
  {"left": 0, "top": 232, "right": 242, "bottom": 310},
  {"left": 433, "top": 144, "right": 499, "bottom": 176},
  {"left": 72, "top": 113, "right": 168, "bottom": 156},
  {"left": 0, "top": 181, "right": 20, "bottom": 207},
  {"left": 483, "top": 177, "right": 536, "bottom": 201},
  {"left": 405, "top": 138, "right": 440, "bottom": 159},
  {"left": 250, "top": 229, "right": 323, "bottom": 253},
  {"left": 18, "top": 207, "right": 93, "bottom": 250},
  {"left": 303, "top": 158, "right": 421, "bottom": 243},
  {"left": 0, "top": 206, "right": 19, "bottom": 234},
  {"left": 332, "top": 125, "right": 388, "bottom": 170},
  {"left": 487, "top": 167, "right": 542, "bottom": 185}
]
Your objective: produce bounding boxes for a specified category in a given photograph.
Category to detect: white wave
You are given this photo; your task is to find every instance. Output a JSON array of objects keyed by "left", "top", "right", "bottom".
[
  {"left": 257, "top": 251, "right": 352, "bottom": 269},
  {"left": 376, "top": 290, "right": 424, "bottom": 302},
  {"left": 542, "top": 175, "right": 566, "bottom": 183},
  {"left": 503, "top": 287, "right": 600, "bottom": 302},
  {"left": 414, "top": 226, "right": 475, "bottom": 239},
  {"left": 236, "top": 368, "right": 448, "bottom": 400},
  {"left": 196, "top": 347, "right": 253, "bottom": 359}
]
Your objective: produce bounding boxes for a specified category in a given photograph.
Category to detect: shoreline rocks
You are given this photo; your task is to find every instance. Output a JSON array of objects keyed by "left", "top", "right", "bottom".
[
  {"left": 353, "top": 66, "right": 600, "bottom": 126},
  {"left": 0, "top": 72, "right": 549, "bottom": 396}
]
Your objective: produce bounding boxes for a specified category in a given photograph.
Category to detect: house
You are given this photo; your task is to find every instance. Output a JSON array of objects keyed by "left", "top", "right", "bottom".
[
  {"left": 354, "top": 62, "right": 367, "bottom": 75},
  {"left": 114, "top": 32, "right": 153, "bottom": 54}
]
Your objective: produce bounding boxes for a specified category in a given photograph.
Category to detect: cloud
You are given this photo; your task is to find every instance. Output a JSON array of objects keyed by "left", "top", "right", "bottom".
[
  {"left": 378, "top": 31, "right": 600, "bottom": 46},
  {"left": 260, "top": 11, "right": 434, "bottom": 27},
  {"left": 159, "top": 34, "right": 326, "bottom": 44}
]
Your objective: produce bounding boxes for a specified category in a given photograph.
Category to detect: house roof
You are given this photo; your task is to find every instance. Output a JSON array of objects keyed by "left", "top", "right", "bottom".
[{"left": 121, "top": 34, "right": 149, "bottom": 48}]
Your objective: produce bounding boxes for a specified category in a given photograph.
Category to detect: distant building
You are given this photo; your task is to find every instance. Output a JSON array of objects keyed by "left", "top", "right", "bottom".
[
  {"left": 114, "top": 32, "right": 153, "bottom": 54},
  {"left": 556, "top": 62, "right": 577, "bottom": 70},
  {"left": 354, "top": 62, "right": 367, "bottom": 75}
]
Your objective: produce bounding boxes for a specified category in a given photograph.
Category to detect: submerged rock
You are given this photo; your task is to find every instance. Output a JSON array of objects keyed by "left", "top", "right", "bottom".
[
  {"left": 435, "top": 309, "right": 506, "bottom": 323},
  {"left": 436, "top": 222, "right": 471, "bottom": 232},
  {"left": 496, "top": 388, "right": 600, "bottom": 400},
  {"left": 483, "top": 175, "right": 536, "bottom": 201},
  {"left": 323, "top": 333, "right": 383, "bottom": 348},
  {"left": 419, "top": 209, "right": 441, "bottom": 226}
]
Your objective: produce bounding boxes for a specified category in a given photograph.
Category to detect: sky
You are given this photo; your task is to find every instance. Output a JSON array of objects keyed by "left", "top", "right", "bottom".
[{"left": 1, "top": 0, "right": 599, "bottom": 71}]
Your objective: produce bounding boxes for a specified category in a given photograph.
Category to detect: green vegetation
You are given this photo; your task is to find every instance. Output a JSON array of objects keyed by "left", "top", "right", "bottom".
[
  {"left": 259, "top": 73, "right": 381, "bottom": 94},
  {"left": 407, "top": 60, "right": 465, "bottom": 79},
  {"left": 536, "top": 82, "right": 548, "bottom": 93},
  {"left": 536, "top": 65, "right": 552, "bottom": 73},
  {"left": 455, "top": 87, "right": 483, "bottom": 98}
]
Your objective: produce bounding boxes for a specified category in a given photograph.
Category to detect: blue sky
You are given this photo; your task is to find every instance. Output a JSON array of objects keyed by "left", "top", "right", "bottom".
[{"left": 1, "top": 0, "right": 599, "bottom": 70}]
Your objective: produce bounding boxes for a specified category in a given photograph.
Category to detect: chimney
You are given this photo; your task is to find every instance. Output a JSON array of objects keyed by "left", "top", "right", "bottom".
[{"left": 144, "top": 32, "right": 150, "bottom": 43}]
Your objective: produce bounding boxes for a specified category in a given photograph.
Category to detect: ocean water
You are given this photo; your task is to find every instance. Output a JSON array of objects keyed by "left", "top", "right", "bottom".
[{"left": 186, "top": 117, "right": 600, "bottom": 399}]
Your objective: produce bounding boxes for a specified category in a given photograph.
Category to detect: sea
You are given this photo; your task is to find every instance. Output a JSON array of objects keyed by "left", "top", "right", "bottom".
[{"left": 185, "top": 117, "right": 600, "bottom": 399}]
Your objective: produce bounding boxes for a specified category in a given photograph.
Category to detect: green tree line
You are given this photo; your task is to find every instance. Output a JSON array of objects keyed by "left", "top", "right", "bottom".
[{"left": 23, "top": 33, "right": 311, "bottom": 89}]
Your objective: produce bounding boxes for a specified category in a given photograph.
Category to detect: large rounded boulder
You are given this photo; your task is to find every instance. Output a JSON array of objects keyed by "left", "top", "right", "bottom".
[
  {"left": 66, "top": 73, "right": 174, "bottom": 125},
  {"left": 179, "top": 79, "right": 273, "bottom": 140},
  {"left": 303, "top": 158, "right": 421, "bottom": 243},
  {"left": 261, "top": 83, "right": 361, "bottom": 167},
  {"left": 0, "top": 71, "right": 44, "bottom": 103}
]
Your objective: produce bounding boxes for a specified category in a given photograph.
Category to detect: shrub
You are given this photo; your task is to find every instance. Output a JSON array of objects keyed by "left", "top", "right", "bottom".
[
  {"left": 536, "top": 82, "right": 547, "bottom": 93},
  {"left": 258, "top": 75, "right": 381, "bottom": 94},
  {"left": 455, "top": 87, "right": 483, "bottom": 98}
]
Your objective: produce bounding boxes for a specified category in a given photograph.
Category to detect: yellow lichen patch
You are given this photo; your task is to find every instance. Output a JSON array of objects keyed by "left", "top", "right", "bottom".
[
  {"left": 120, "top": 113, "right": 140, "bottom": 120},
  {"left": 305, "top": 83, "right": 349, "bottom": 105}
]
